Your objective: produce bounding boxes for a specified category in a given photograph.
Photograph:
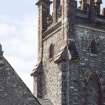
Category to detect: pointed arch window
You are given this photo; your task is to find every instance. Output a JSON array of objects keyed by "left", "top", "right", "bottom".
[
  {"left": 49, "top": 44, "right": 54, "bottom": 59},
  {"left": 90, "top": 39, "right": 97, "bottom": 54}
]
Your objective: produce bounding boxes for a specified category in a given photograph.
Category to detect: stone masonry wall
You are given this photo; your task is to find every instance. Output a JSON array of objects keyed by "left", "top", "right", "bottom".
[
  {"left": 42, "top": 27, "right": 65, "bottom": 105},
  {"left": 67, "top": 25, "right": 105, "bottom": 105}
]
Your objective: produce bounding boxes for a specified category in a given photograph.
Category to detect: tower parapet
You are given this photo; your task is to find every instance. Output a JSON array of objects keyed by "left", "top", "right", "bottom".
[{"left": 80, "top": 0, "right": 102, "bottom": 15}]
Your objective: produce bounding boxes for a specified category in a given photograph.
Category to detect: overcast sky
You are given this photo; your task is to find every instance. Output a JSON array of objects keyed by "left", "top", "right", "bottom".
[
  {"left": 0, "top": 0, "right": 38, "bottom": 91},
  {"left": 0, "top": 0, "right": 105, "bottom": 92}
]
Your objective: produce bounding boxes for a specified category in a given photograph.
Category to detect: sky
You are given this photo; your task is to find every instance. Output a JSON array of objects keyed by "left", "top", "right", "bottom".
[
  {"left": 0, "top": 0, "right": 105, "bottom": 92},
  {"left": 0, "top": 0, "right": 38, "bottom": 92}
]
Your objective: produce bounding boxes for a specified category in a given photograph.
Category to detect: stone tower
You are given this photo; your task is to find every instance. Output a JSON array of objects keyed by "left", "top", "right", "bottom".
[{"left": 31, "top": 0, "right": 105, "bottom": 105}]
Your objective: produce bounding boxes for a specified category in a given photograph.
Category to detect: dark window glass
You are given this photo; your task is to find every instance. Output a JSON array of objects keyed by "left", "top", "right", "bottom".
[
  {"left": 90, "top": 39, "right": 97, "bottom": 54},
  {"left": 49, "top": 44, "right": 54, "bottom": 59}
]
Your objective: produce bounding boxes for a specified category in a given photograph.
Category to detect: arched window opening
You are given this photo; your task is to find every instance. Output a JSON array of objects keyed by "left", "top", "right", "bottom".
[
  {"left": 50, "top": 0, "right": 53, "bottom": 16},
  {"left": 76, "top": 0, "right": 81, "bottom": 8},
  {"left": 90, "top": 39, "right": 97, "bottom": 54},
  {"left": 79, "top": 0, "right": 90, "bottom": 12},
  {"left": 49, "top": 44, "right": 54, "bottom": 59},
  {"left": 51, "top": 0, "right": 62, "bottom": 22},
  {"left": 56, "top": 0, "right": 62, "bottom": 18},
  {"left": 86, "top": 73, "right": 102, "bottom": 105},
  {"left": 47, "top": 0, "right": 53, "bottom": 26}
]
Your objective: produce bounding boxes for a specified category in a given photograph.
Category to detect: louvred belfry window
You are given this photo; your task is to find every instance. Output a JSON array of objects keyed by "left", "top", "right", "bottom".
[{"left": 57, "top": 0, "right": 62, "bottom": 18}]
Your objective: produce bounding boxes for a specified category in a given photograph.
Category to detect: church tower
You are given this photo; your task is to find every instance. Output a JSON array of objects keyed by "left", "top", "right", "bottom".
[{"left": 31, "top": 0, "right": 105, "bottom": 105}]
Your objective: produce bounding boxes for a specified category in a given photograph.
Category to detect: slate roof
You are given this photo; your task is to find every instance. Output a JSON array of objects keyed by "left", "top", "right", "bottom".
[{"left": 0, "top": 46, "right": 41, "bottom": 105}]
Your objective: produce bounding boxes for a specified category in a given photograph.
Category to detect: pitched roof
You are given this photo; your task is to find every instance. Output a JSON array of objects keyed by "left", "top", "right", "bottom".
[{"left": 0, "top": 55, "right": 41, "bottom": 105}]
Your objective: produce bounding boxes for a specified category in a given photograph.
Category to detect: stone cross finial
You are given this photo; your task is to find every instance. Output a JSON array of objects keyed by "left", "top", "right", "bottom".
[{"left": 0, "top": 44, "right": 3, "bottom": 56}]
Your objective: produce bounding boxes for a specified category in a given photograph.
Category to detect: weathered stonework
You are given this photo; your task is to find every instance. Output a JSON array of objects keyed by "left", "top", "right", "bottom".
[{"left": 32, "top": 0, "right": 105, "bottom": 105}]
